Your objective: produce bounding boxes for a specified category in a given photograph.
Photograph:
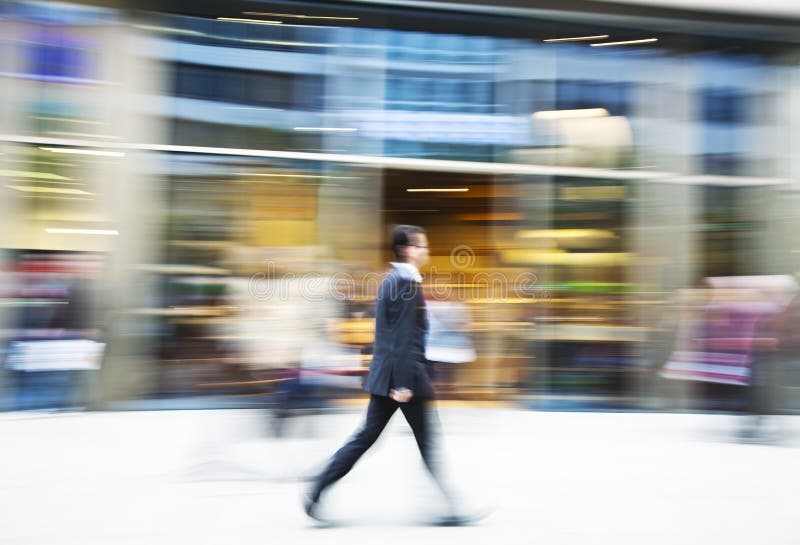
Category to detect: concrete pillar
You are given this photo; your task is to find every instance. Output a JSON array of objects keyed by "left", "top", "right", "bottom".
[{"left": 629, "top": 57, "right": 701, "bottom": 410}]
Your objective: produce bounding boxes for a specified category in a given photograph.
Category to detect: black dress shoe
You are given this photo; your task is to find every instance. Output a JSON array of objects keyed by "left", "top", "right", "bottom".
[
  {"left": 430, "top": 505, "right": 493, "bottom": 527},
  {"left": 302, "top": 492, "right": 318, "bottom": 517},
  {"left": 431, "top": 515, "right": 471, "bottom": 527},
  {"left": 302, "top": 491, "right": 328, "bottom": 524}
]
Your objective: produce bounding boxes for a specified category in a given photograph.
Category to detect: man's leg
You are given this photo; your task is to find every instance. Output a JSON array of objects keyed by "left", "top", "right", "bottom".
[
  {"left": 399, "top": 397, "right": 455, "bottom": 508},
  {"left": 310, "top": 394, "right": 396, "bottom": 501}
]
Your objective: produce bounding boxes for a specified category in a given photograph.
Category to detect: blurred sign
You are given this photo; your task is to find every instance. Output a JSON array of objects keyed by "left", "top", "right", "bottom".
[
  {"left": 344, "top": 110, "right": 530, "bottom": 145},
  {"left": 6, "top": 340, "right": 105, "bottom": 371}
]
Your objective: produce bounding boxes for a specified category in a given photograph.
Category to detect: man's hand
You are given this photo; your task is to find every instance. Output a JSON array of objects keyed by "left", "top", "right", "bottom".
[{"left": 389, "top": 388, "right": 414, "bottom": 403}]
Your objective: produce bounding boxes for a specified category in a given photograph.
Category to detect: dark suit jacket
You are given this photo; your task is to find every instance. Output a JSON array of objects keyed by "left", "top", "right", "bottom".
[{"left": 363, "top": 267, "right": 435, "bottom": 399}]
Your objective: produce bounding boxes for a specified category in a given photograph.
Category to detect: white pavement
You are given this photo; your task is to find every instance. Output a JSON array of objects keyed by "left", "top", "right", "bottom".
[{"left": 1, "top": 406, "right": 798, "bottom": 545}]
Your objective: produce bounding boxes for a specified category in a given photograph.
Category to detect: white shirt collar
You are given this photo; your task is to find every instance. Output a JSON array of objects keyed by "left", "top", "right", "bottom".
[{"left": 390, "top": 262, "right": 422, "bottom": 283}]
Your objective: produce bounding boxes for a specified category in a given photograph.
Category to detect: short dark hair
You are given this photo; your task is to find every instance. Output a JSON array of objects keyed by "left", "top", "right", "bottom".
[{"left": 391, "top": 224, "right": 426, "bottom": 261}]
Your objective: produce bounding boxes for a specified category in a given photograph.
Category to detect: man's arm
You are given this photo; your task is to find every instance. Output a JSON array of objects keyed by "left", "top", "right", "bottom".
[{"left": 379, "top": 276, "right": 419, "bottom": 401}]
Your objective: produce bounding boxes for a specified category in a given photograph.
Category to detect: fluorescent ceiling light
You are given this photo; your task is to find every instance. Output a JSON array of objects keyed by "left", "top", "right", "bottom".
[
  {"left": 46, "top": 228, "right": 119, "bottom": 235},
  {"left": 40, "top": 147, "right": 125, "bottom": 157},
  {"left": 217, "top": 17, "right": 282, "bottom": 24},
  {"left": 533, "top": 108, "right": 609, "bottom": 119},
  {"left": 591, "top": 38, "right": 658, "bottom": 47},
  {"left": 407, "top": 188, "right": 469, "bottom": 193},
  {"left": 243, "top": 11, "right": 358, "bottom": 20},
  {"left": 543, "top": 35, "right": 609, "bottom": 43}
]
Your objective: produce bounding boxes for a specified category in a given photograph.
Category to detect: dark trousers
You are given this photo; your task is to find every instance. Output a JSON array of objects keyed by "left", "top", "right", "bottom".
[{"left": 311, "top": 394, "right": 448, "bottom": 502}]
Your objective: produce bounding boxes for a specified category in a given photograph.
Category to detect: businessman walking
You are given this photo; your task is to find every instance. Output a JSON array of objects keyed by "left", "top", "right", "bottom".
[{"left": 303, "top": 225, "right": 467, "bottom": 525}]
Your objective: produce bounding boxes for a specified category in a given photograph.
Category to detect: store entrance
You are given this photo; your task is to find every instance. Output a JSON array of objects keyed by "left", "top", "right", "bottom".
[{"left": 380, "top": 168, "right": 532, "bottom": 399}]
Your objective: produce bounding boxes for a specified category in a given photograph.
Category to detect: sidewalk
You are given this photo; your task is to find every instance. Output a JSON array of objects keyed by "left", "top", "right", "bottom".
[{"left": 1, "top": 407, "right": 798, "bottom": 545}]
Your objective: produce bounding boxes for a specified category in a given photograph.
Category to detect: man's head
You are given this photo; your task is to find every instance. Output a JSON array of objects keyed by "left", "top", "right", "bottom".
[{"left": 391, "top": 224, "right": 429, "bottom": 269}]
